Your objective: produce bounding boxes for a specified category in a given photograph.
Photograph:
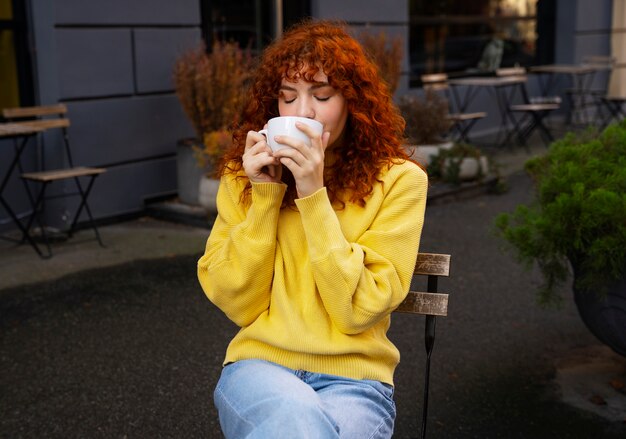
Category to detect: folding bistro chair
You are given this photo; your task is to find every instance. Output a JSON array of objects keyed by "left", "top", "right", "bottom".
[
  {"left": 421, "top": 74, "right": 487, "bottom": 144},
  {"left": 496, "top": 68, "right": 560, "bottom": 148},
  {"left": 395, "top": 252, "right": 451, "bottom": 439},
  {"left": 2, "top": 104, "right": 106, "bottom": 258}
]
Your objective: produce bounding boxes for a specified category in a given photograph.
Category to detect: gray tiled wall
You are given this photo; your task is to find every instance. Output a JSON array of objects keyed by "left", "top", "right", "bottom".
[{"left": 0, "top": 0, "right": 203, "bottom": 231}]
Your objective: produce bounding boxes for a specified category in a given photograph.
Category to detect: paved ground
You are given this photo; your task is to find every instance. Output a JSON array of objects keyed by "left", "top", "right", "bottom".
[{"left": 1, "top": 140, "right": 625, "bottom": 438}]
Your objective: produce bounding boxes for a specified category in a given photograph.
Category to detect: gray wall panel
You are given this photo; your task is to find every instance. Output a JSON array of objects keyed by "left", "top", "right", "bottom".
[
  {"left": 313, "top": 0, "right": 407, "bottom": 22},
  {"left": 55, "top": 0, "right": 200, "bottom": 25},
  {"left": 64, "top": 96, "right": 194, "bottom": 166},
  {"left": 556, "top": 0, "right": 577, "bottom": 63},
  {"left": 57, "top": 29, "right": 134, "bottom": 99},
  {"left": 575, "top": 34, "right": 612, "bottom": 62},
  {"left": 80, "top": 157, "right": 177, "bottom": 219},
  {"left": 134, "top": 28, "right": 202, "bottom": 93},
  {"left": 576, "top": 0, "right": 613, "bottom": 31}
]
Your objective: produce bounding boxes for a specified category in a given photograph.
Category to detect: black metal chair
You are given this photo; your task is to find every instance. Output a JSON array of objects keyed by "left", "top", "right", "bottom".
[
  {"left": 395, "top": 252, "right": 451, "bottom": 439},
  {"left": 496, "top": 68, "right": 561, "bottom": 148},
  {"left": 421, "top": 74, "right": 487, "bottom": 144},
  {"left": 2, "top": 104, "right": 106, "bottom": 258}
]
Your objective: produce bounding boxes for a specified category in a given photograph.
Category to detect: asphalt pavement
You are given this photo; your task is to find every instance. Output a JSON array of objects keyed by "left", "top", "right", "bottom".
[{"left": 1, "top": 139, "right": 625, "bottom": 438}]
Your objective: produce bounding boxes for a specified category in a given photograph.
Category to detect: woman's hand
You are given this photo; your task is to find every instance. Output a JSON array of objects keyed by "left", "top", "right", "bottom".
[
  {"left": 272, "top": 122, "right": 331, "bottom": 198},
  {"left": 242, "top": 130, "right": 282, "bottom": 183}
]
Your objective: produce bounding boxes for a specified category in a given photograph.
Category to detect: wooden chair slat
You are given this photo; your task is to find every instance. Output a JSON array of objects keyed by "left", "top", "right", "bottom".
[
  {"left": 421, "top": 73, "right": 449, "bottom": 83},
  {"left": 496, "top": 66, "right": 527, "bottom": 77},
  {"left": 414, "top": 253, "right": 451, "bottom": 276},
  {"left": 510, "top": 103, "right": 560, "bottom": 111},
  {"left": 2, "top": 104, "right": 67, "bottom": 119},
  {"left": 395, "top": 291, "right": 449, "bottom": 316},
  {"left": 22, "top": 166, "right": 106, "bottom": 182},
  {"left": 13, "top": 119, "right": 71, "bottom": 129},
  {"left": 448, "top": 112, "right": 487, "bottom": 121},
  {"left": 0, "top": 123, "right": 45, "bottom": 136}
]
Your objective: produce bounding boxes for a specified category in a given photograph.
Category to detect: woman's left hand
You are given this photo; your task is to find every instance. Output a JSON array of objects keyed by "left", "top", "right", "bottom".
[{"left": 272, "top": 122, "right": 331, "bottom": 198}]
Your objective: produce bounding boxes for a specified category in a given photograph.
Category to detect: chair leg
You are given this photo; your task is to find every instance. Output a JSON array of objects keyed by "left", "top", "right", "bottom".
[
  {"left": 421, "top": 314, "right": 437, "bottom": 439},
  {"left": 532, "top": 112, "right": 555, "bottom": 146},
  {"left": 505, "top": 113, "right": 531, "bottom": 151},
  {"left": 20, "top": 182, "right": 53, "bottom": 259},
  {"left": 68, "top": 176, "right": 105, "bottom": 248},
  {"left": 455, "top": 119, "right": 480, "bottom": 144}
]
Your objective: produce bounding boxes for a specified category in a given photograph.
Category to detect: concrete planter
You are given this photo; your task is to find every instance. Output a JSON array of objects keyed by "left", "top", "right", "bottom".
[
  {"left": 198, "top": 175, "right": 220, "bottom": 212},
  {"left": 407, "top": 141, "right": 454, "bottom": 166},
  {"left": 176, "top": 139, "right": 206, "bottom": 206}
]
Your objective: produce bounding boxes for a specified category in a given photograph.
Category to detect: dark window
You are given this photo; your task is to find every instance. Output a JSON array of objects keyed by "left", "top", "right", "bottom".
[
  {"left": 201, "top": 0, "right": 310, "bottom": 53},
  {"left": 0, "top": 0, "right": 33, "bottom": 110},
  {"left": 409, "top": 0, "right": 555, "bottom": 86}
]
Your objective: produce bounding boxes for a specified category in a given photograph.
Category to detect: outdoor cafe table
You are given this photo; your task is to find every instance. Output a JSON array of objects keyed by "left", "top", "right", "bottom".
[
  {"left": 0, "top": 122, "right": 47, "bottom": 256},
  {"left": 448, "top": 75, "right": 528, "bottom": 147},
  {"left": 529, "top": 64, "right": 596, "bottom": 125}
]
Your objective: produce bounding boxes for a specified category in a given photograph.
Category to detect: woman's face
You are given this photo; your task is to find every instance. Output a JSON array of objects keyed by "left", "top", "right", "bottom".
[{"left": 278, "top": 69, "right": 349, "bottom": 148}]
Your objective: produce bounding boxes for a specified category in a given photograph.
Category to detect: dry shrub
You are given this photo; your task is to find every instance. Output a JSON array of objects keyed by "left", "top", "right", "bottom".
[
  {"left": 359, "top": 31, "right": 403, "bottom": 94},
  {"left": 398, "top": 89, "right": 453, "bottom": 144},
  {"left": 173, "top": 41, "right": 253, "bottom": 139}
]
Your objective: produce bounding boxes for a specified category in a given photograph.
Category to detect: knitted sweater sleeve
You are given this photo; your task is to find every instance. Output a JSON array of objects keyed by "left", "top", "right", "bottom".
[
  {"left": 197, "top": 176, "right": 286, "bottom": 327},
  {"left": 295, "top": 164, "right": 428, "bottom": 334}
]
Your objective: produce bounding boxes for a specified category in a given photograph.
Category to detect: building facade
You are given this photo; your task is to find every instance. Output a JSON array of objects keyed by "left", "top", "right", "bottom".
[{"left": 0, "top": 0, "right": 618, "bottom": 233}]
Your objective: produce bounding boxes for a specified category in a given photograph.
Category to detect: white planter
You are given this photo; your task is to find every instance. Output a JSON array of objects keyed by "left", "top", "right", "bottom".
[
  {"left": 406, "top": 141, "right": 454, "bottom": 166},
  {"left": 443, "top": 156, "right": 489, "bottom": 181},
  {"left": 198, "top": 175, "right": 220, "bottom": 212}
]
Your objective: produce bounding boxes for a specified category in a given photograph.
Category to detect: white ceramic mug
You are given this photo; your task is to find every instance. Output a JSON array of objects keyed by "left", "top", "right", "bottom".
[{"left": 258, "top": 116, "right": 323, "bottom": 151}]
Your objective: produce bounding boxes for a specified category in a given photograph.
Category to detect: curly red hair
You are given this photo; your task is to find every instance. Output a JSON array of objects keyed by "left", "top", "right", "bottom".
[{"left": 221, "top": 19, "right": 420, "bottom": 207}]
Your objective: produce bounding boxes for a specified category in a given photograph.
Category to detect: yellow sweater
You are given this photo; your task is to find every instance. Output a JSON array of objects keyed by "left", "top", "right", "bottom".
[{"left": 197, "top": 160, "right": 428, "bottom": 385}]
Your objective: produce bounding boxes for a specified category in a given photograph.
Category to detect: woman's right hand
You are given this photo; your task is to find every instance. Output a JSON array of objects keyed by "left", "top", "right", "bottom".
[{"left": 242, "top": 130, "right": 282, "bottom": 183}]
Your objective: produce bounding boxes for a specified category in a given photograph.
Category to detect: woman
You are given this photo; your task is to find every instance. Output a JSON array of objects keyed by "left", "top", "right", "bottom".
[{"left": 198, "top": 20, "right": 428, "bottom": 438}]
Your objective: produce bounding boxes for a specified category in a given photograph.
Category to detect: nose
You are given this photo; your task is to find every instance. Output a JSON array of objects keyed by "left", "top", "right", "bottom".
[{"left": 296, "top": 97, "right": 315, "bottom": 119}]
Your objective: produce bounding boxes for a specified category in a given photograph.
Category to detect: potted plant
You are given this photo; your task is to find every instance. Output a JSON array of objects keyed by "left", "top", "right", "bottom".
[
  {"left": 494, "top": 122, "right": 626, "bottom": 356},
  {"left": 398, "top": 90, "right": 454, "bottom": 166},
  {"left": 430, "top": 142, "right": 490, "bottom": 185},
  {"left": 173, "top": 41, "right": 253, "bottom": 207}
]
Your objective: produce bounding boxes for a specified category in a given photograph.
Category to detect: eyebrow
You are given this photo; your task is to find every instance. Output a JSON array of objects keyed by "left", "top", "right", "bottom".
[{"left": 279, "top": 82, "right": 332, "bottom": 91}]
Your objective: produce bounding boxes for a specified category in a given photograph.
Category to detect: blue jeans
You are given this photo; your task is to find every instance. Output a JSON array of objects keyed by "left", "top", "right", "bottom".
[{"left": 214, "top": 359, "right": 396, "bottom": 438}]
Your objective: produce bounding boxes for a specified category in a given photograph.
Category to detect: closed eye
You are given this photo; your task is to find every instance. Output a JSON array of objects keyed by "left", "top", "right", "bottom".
[{"left": 279, "top": 90, "right": 296, "bottom": 104}]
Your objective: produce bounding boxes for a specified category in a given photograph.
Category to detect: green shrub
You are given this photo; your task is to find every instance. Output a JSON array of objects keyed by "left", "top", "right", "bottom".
[{"left": 494, "top": 121, "right": 626, "bottom": 306}]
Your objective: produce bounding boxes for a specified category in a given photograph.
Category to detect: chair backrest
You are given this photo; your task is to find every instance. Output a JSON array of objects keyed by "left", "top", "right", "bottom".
[
  {"left": 395, "top": 252, "right": 450, "bottom": 315},
  {"left": 421, "top": 73, "right": 450, "bottom": 92},
  {"left": 2, "top": 104, "right": 74, "bottom": 167},
  {"left": 2, "top": 103, "right": 67, "bottom": 119},
  {"left": 496, "top": 66, "right": 527, "bottom": 77}
]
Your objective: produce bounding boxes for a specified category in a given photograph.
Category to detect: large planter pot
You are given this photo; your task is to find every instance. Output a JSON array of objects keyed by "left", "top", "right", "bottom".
[
  {"left": 198, "top": 175, "right": 220, "bottom": 212},
  {"left": 573, "top": 270, "right": 626, "bottom": 357},
  {"left": 406, "top": 141, "right": 453, "bottom": 166},
  {"left": 442, "top": 156, "right": 489, "bottom": 181},
  {"left": 176, "top": 138, "right": 206, "bottom": 205}
]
